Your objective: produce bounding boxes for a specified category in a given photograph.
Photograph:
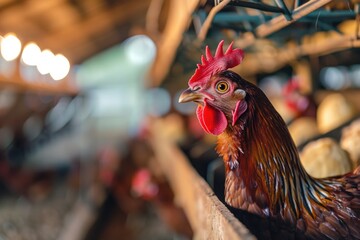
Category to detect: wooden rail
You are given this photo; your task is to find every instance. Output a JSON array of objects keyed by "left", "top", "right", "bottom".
[
  {"left": 0, "top": 61, "right": 78, "bottom": 95},
  {"left": 149, "top": 123, "right": 255, "bottom": 240},
  {"left": 236, "top": 34, "right": 360, "bottom": 77}
]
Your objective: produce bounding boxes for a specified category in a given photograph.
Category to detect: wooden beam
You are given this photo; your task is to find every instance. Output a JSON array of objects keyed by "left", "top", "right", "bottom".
[
  {"left": 149, "top": 0, "right": 200, "bottom": 86},
  {"left": 35, "top": 0, "right": 150, "bottom": 63},
  {"left": 236, "top": 34, "right": 360, "bottom": 76},
  {"left": 0, "top": 62, "right": 78, "bottom": 95},
  {"left": 236, "top": 0, "right": 334, "bottom": 48},
  {"left": 0, "top": 0, "right": 66, "bottom": 24},
  {"left": 149, "top": 119, "right": 255, "bottom": 239}
]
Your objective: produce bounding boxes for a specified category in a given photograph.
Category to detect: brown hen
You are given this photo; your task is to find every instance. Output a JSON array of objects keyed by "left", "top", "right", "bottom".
[{"left": 179, "top": 41, "right": 360, "bottom": 239}]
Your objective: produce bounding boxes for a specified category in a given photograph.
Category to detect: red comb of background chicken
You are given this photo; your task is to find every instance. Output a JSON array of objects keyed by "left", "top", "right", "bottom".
[
  {"left": 189, "top": 40, "right": 244, "bottom": 87},
  {"left": 131, "top": 168, "right": 159, "bottom": 200},
  {"left": 283, "top": 78, "right": 300, "bottom": 96}
]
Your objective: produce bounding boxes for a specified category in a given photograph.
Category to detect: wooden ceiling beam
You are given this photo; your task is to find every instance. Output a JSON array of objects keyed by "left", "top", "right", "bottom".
[
  {"left": 0, "top": 0, "right": 66, "bottom": 20},
  {"left": 0, "top": 1, "right": 150, "bottom": 63},
  {"left": 150, "top": 0, "right": 200, "bottom": 86},
  {"left": 0, "top": 0, "right": 69, "bottom": 38},
  {"left": 35, "top": 0, "right": 150, "bottom": 63}
]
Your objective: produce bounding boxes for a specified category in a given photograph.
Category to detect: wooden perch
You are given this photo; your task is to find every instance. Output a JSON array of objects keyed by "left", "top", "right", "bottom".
[
  {"left": 149, "top": 119, "right": 255, "bottom": 240},
  {"left": 235, "top": 33, "right": 360, "bottom": 76},
  {"left": 0, "top": 62, "right": 78, "bottom": 95}
]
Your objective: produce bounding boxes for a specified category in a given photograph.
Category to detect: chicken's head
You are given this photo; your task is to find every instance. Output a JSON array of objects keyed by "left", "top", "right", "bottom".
[{"left": 179, "top": 41, "right": 247, "bottom": 135}]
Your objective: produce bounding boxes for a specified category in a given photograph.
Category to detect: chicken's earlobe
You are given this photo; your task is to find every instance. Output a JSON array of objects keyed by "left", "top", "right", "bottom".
[
  {"left": 232, "top": 100, "right": 247, "bottom": 126},
  {"left": 234, "top": 89, "right": 246, "bottom": 99}
]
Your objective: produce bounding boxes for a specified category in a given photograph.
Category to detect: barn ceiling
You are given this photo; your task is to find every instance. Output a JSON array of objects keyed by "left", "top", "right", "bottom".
[
  {"left": 0, "top": 0, "right": 152, "bottom": 65},
  {"left": 4, "top": 0, "right": 358, "bottom": 88}
]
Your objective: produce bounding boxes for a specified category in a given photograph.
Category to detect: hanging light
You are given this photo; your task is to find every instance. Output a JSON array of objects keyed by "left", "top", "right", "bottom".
[
  {"left": 124, "top": 35, "right": 156, "bottom": 65},
  {"left": 50, "top": 54, "right": 70, "bottom": 80},
  {"left": 0, "top": 33, "right": 22, "bottom": 61},
  {"left": 22, "top": 42, "right": 41, "bottom": 66},
  {"left": 37, "top": 49, "right": 55, "bottom": 75}
]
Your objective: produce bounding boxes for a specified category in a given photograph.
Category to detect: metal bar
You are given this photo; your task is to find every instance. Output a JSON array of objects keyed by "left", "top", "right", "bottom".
[
  {"left": 213, "top": 12, "right": 272, "bottom": 23},
  {"left": 228, "top": 0, "right": 284, "bottom": 13},
  {"left": 274, "top": 0, "right": 293, "bottom": 20},
  {"left": 306, "top": 10, "right": 356, "bottom": 19},
  {"left": 212, "top": 10, "right": 354, "bottom": 25},
  {"left": 255, "top": 0, "right": 333, "bottom": 38},
  {"left": 235, "top": 8, "right": 256, "bottom": 32},
  {"left": 298, "top": 18, "right": 342, "bottom": 33}
]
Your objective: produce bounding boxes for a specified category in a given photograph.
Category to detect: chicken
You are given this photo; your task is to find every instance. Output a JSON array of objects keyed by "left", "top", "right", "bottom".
[
  {"left": 131, "top": 168, "right": 193, "bottom": 239},
  {"left": 282, "top": 78, "right": 317, "bottom": 120},
  {"left": 288, "top": 117, "right": 319, "bottom": 146},
  {"left": 0, "top": 157, "right": 54, "bottom": 200},
  {"left": 317, "top": 93, "right": 357, "bottom": 133},
  {"left": 179, "top": 40, "right": 360, "bottom": 239},
  {"left": 300, "top": 138, "right": 353, "bottom": 178}
]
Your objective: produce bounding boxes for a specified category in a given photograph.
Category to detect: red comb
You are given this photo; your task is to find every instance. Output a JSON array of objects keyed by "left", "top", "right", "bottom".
[
  {"left": 189, "top": 40, "right": 244, "bottom": 87},
  {"left": 283, "top": 78, "right": 300, "bottom": 95}
]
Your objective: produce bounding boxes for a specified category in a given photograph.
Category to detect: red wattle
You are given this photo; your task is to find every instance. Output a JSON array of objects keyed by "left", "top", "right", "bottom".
[
  {"left": 196, "top": 105, "right": 210, "bottom": 134},
  {"left": 196, "top": 102, "right": 228, "bottom": 135}
]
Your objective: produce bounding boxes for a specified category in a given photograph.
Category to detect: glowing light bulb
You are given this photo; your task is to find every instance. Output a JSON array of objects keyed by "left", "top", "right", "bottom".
[
  {"left": 22, "top": 42, "right": 41, "bottom": 66},
  {"left": 124, "top": 35, "right": 156, "bottom": 65},
  {"left": 50, "top": 54, "right": 70, "bottom": 80},
  {"left": 37, "top": 49, "right": 54, "bottom": 75},
  {"left": 0, "top": 33, "right": 22, "bottom": 61}
]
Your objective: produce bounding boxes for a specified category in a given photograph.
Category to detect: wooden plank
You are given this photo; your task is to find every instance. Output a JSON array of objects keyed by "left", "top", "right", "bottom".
[
  {"left": 149, "top": 0, "right": 200, "bottom": 86},
  {"left": 0, "top": 62, "right": 78, "bottom": 95},
  {"left": 236, "top": 34, "right": 360, "bottom": 76},
  {"left": 149, "top": 121, "right": 255, "bottom": 240},
  {"left": 0, "top": 77, "right": 78, "bottom": 95},
  {"left": 256, "top": 0, "right": 333, "bottom": 38}
]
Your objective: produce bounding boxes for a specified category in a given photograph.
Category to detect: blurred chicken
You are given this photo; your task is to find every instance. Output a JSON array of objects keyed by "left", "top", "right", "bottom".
[
  {"left": 341, "top": 118, "right": 360, "bottom": 168},
  {"left": 288, "top": 117, "right": 319, "bottom": 146},
  {"left": 317, "top": 93, "right": 357, "bottom": 133},
  {"left": 300, "top": 138, "right": 353, "bottom": 178},
  {"left": 0, "top": 158, "right": 54, "bottom": 201},
  {"left": 282, "top": 78, "right": 317, "bottom": 120},
  {"left": 131, "top": 168, "right": 193, "bottom": 239}
]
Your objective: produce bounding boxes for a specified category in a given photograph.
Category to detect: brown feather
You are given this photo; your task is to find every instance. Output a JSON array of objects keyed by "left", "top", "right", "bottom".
[{"left": 214, "top": 71, "right": 360, "bottom": 239}]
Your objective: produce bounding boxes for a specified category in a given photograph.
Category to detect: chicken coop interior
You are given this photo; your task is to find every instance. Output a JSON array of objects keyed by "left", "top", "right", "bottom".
[{"left": 1, "top": 0, "right": 360, "bottom": 239}]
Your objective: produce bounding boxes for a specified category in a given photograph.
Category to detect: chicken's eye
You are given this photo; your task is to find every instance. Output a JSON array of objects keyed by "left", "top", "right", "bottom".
[{"left": 215, "top": 81, "right": 229, "bottom": 93}]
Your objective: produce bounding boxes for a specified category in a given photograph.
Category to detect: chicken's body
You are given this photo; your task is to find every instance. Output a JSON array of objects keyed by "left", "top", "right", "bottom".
[
  {"left": 179, "top": 41, "right": 360, "bottom": 239},
  {"left": 217, "top": 72, "right": 360, "bottom": 238}
]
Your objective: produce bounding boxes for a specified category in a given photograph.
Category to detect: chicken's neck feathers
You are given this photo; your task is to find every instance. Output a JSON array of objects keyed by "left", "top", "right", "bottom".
[{"left": 216, "top": 90, "right": 334, "bottom": 222}]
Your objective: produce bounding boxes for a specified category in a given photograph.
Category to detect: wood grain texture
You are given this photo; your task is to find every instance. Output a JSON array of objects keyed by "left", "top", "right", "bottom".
[{"left": 149, "top": 120, "right": 255, "bottom": 240}]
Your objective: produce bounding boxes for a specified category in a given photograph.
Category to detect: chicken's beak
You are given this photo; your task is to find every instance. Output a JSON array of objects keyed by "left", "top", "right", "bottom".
[{"left": 178, "top": 88, "right": 202, "bottom": 103}]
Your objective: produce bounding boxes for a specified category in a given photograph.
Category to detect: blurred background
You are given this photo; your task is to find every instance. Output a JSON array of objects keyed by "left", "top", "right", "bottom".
[{"left": 1, "top": 0, "right": 360, "bottom": 239}]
